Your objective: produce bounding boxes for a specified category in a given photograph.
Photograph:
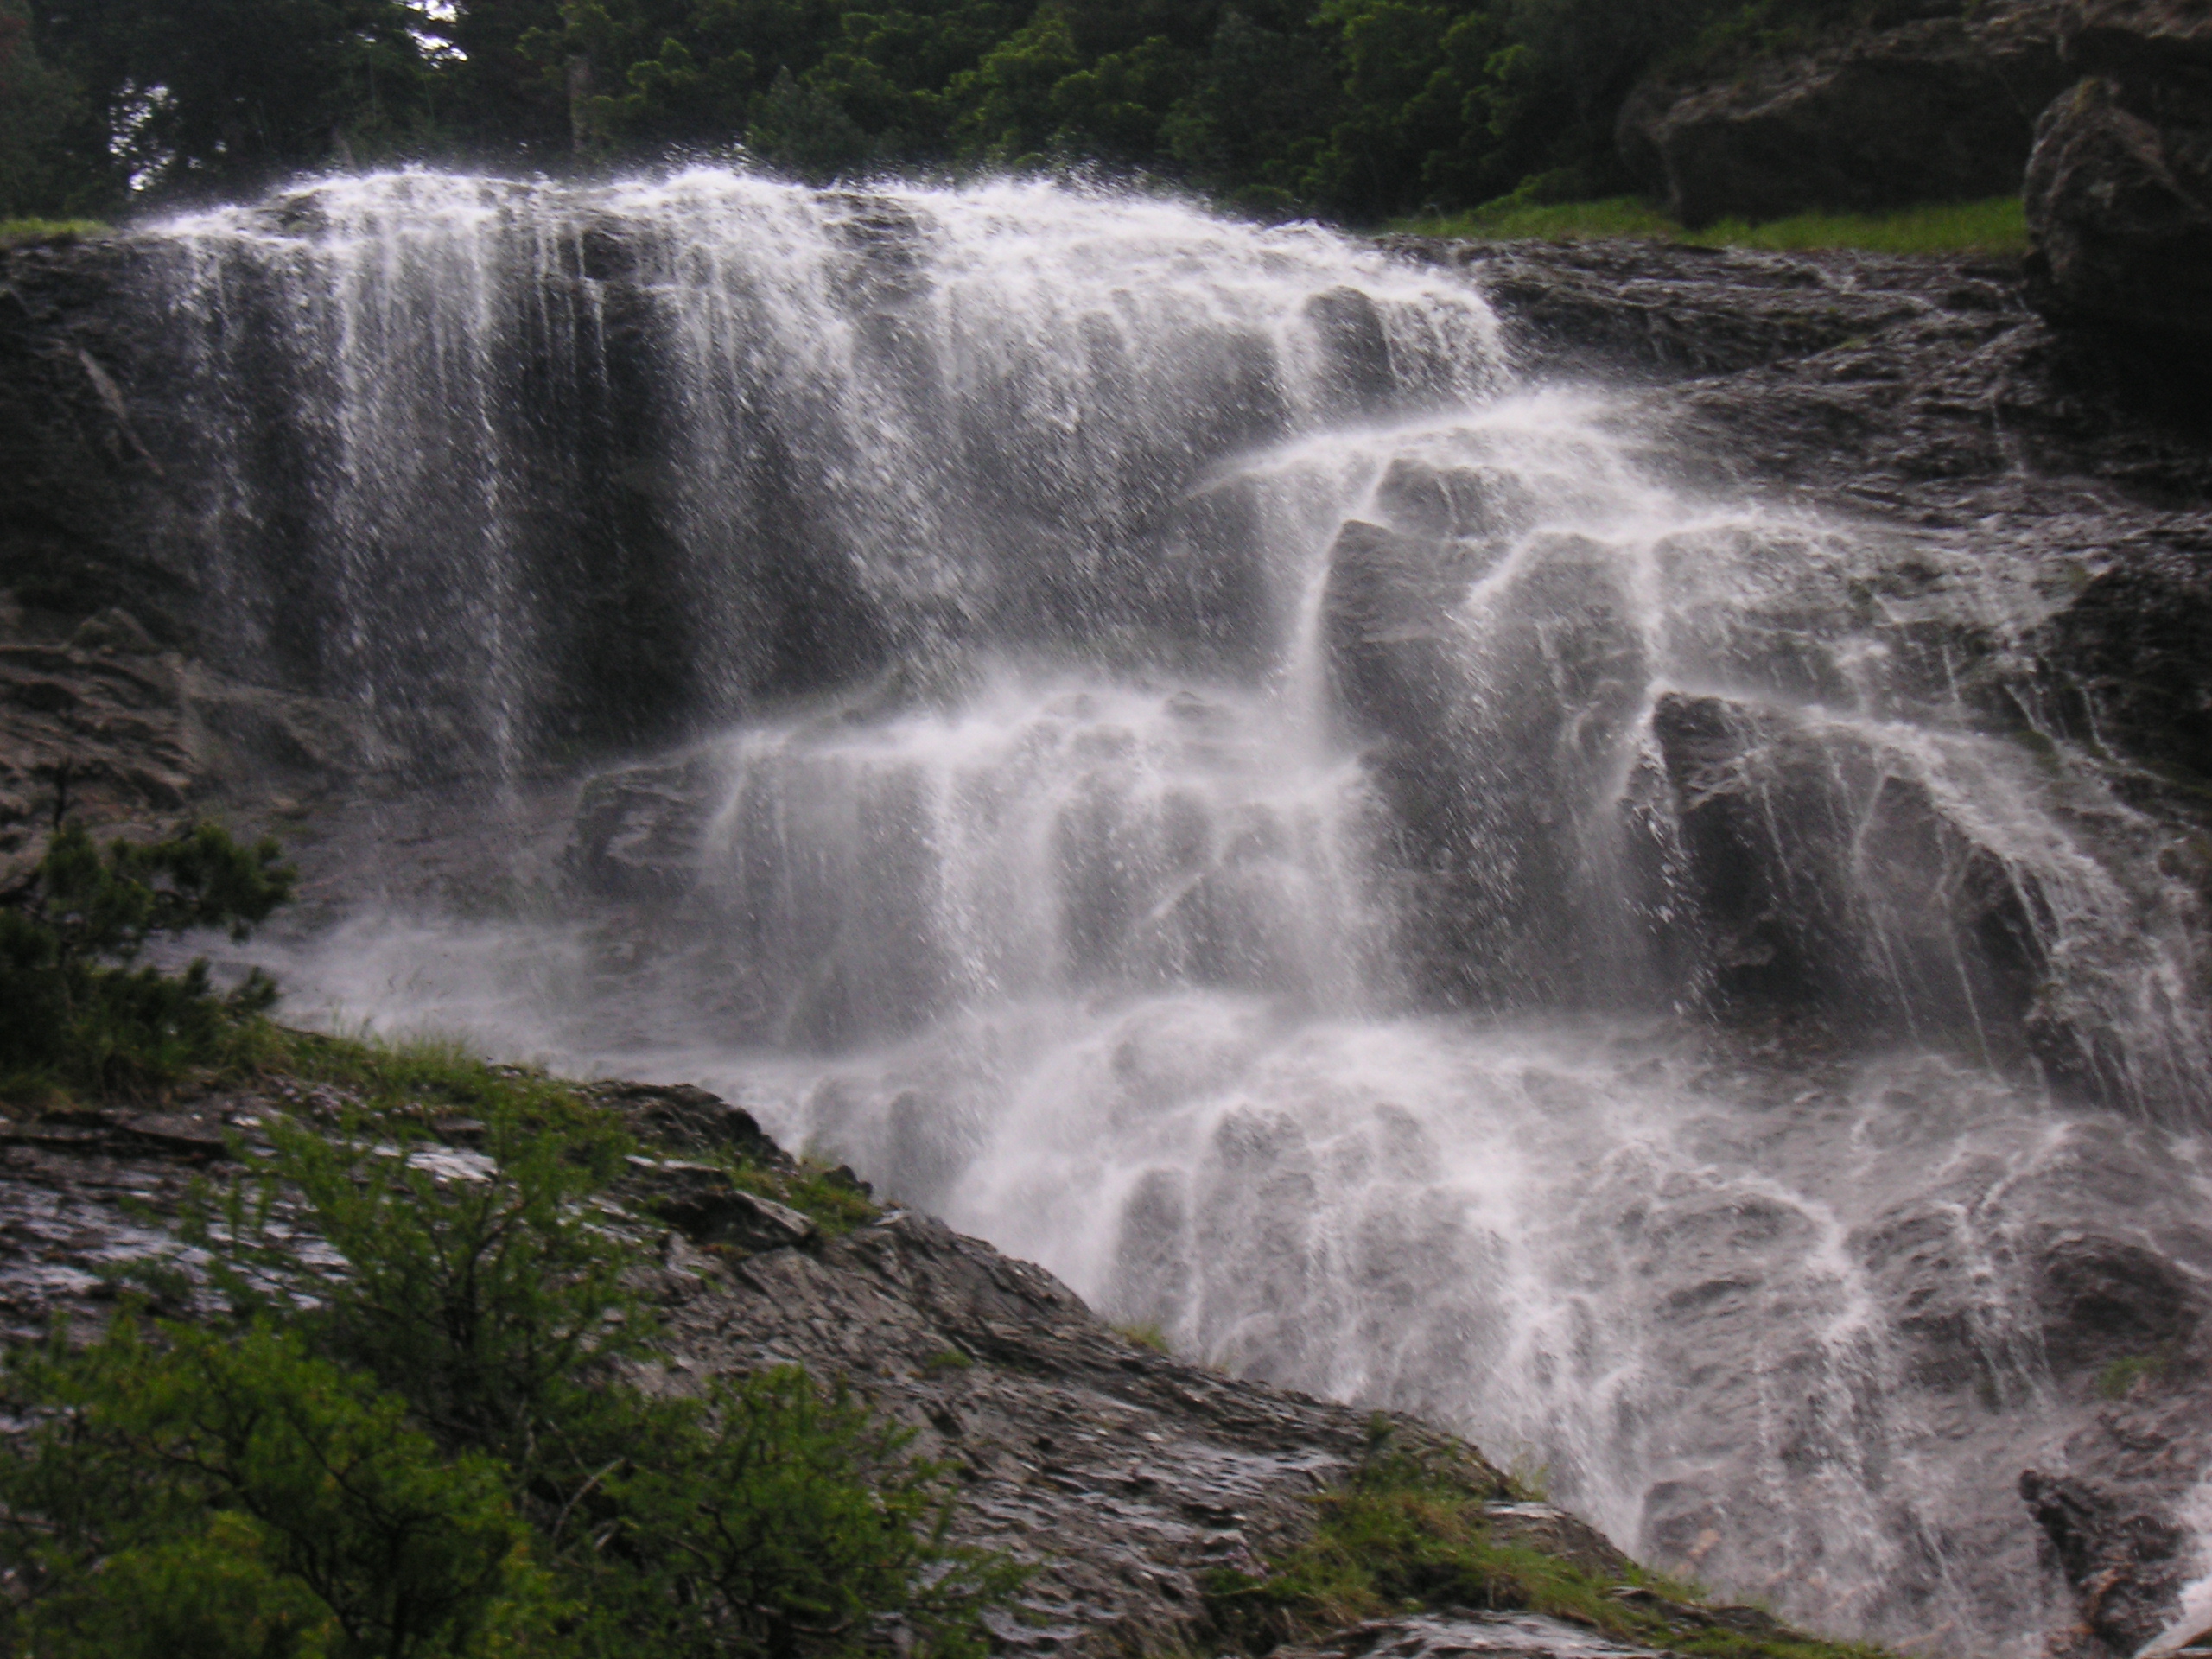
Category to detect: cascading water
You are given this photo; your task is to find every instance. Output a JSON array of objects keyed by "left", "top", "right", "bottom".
[{"left": 145, "top": 168, "right": 2212, "bottom": 1656}]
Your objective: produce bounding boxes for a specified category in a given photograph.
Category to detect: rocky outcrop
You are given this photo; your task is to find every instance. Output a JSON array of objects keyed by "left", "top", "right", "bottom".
[
  {"left": 1618, "top": 2, "right": 2070, "bottom": 227},
  {"left": 2024, "top": 0, "right": 2212, "bottom": 352},
  {"left": 0, "top": 594, "right": 367, "bottom": 890},
  {"left": 0, "top": 1071, "right": 1799, "bottom": 1659},
  {"left": 0, "top": 234, "right": 185, "bottom": 639}
]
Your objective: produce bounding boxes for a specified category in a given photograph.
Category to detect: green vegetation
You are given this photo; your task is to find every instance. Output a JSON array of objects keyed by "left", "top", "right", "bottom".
[
  {"left": 0, "top": 0, "right": 1997, "bottom": 228},
  {"left": 0, "top": 817, "right": 1022, "bottom": 1654},
  {"left": 1114, "top": 1321, "right": 1172, "bottom": 1354},
  {"left": 0, "top": 1052, "right": 1026, "bottom": 1656},
  {"left": 729, "top": 1156, "right": 882, "bottom": 1237},
  {"left": 0, "top": 214, "right": 106, "bottom": 245},
  {"left": 1398, "top": 194, "right": 2029, "bottom": 254},
  {"left": 2095, "top": 1352, "right": 2170, "bottom": 1399},
  {"left": 0, "top": 819, "right": 295, "bottom": 1102},
  {"left": 0, "top": 817, "right": 1882, "bottom": 1659},
  {"left": 1205, "top": 1432, "right": 1894, "bottom": 1659}
]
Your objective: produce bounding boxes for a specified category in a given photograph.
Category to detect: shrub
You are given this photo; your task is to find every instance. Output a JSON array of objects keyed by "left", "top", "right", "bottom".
[
  {"left": 590, "top": 1369, "right": 1027, "bottom": 1659},
  {"left": 194, "top": 1090, "right": 649, "bottom": 1481},
  {"left": 0, "top": 819, "right": 295, "bottom": 1098},
  {"left": 169, "top": 1069, "right": 1025, "bottom": 1659},
  {"left": 0, "top": 1317, "right": 554, "bottom": 1657}
]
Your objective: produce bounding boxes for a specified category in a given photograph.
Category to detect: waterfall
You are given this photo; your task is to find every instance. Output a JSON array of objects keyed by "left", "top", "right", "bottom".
[{"left": 147, "top": 167, "right": 2212, "bottom": 1656}]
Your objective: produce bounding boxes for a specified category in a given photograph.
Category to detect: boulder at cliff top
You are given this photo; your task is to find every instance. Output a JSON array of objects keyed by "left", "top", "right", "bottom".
[
  {"left": 1618, "top": 2, "right": 2069, "bottom": 227},
  {"left": 2024, "top": 0, "right": 2212, "bottom": 353}
]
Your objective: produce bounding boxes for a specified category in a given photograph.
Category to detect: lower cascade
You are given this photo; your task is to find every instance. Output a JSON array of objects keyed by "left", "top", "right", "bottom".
[{"left": 97, "top": 167, "right": 2212, "bottom": 1656}]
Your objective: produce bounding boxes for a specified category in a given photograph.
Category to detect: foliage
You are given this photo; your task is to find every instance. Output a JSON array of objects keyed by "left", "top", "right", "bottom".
[
  {"left": 728, "top": 1154, "right": 881, "bottom": 1236},
  {"left": 4, "top": 0, "right": 1991, "bottom": 227},
  {"left": 1203, "top": 1431, "right": 1897, "bottom": 1659},
  {"left": 0, "top": 820, "right": 295, "bottom": 1100},
  {"left": 0, "top": 214, "right": 109, "bottom": 244},
  {"left": 0, "top": 1316, "right": 553, "bottom": 1656},
  {"left": 1692, "top": 195, "right": 2028, "bottom": 254},
  {"left": 1397, "top": 194, "right": 1681, "bottom": 241},
  {"left": 2094, "top": 1352, "right": 2170, "bottom": 1400},
  {"left": 138, "top": 1061, "right": 1017, "bottom": 1658},
  {"left": 1397, "top": 193, "right": 2028, "bottom": 253},
  {"left": 0, "top": 0, "right": 99, "bottom": 217},
  {"left": 586, "top": 1368, "right": 1027, "bottom": 1659},
  {"left": 33, "top": 0, "right": 443, "bottom": 203},
  {"left": 191, "top": 1087, "right": 647, "bottom": 1479}
]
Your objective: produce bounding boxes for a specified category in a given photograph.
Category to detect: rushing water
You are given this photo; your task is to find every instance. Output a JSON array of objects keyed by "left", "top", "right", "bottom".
[{"left": 148, "top": 168, "right": 2212, "bottom": 1656}]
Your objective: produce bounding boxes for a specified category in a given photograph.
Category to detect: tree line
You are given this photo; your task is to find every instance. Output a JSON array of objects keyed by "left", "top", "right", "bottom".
[{"left": 2, "top": 0, "right": 1955, "bottom": 226}]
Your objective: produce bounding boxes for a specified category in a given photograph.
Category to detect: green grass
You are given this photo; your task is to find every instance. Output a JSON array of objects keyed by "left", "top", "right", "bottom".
[
  {"left": 255, "top": 1025, "right": 616, "bottom": 1138},
  {"left": 726, "top": 1153, "right": 882, "bottom": 1236},
  {"left": 273, "top": 1026, "right": 886, "bottom": 1236},
  {"left": 1394, "top": 194, "right": 2027, "bottom": 256},
  {"left": 0, "top": 216, "right": 110, "bottom": 249},
  {"left": 1204, "top": 1434, "right": 1904, "bottom": 1659},
  {"left": 2095, "top": 1353, "right": 2170, "bottom": 1399},
  {"left": 1115, "top": 1321, "right": 1172, "bottom": 1355},
  {"left": 1400, "top": 196, "right": 1680, "bottom": 242}
]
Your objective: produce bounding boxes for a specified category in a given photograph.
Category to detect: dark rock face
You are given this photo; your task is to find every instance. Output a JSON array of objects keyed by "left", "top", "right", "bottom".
[
  {"left": 1645, "top": 690, "right": 2050, "bottom": 1052},
  {"left": 2040, "top": 548, "right": 2212, "bottom": 782},
  {"left": 1618, "top": 2, "right": 2070, "bottom": 227},
  {"left": 0, "top": 595, "right": 367, "bottom": 887},
  {"left": 1351, "top": 238, "right": 2212, "bottom": 1098},
  {"left": 0, "top": 238, "right": 185, "bottom": 639},
  {"left": 2021, "top": 1468, "right": 2193, "bottom": 1656},
  {"left": 2024, "top": 0, "right": 2212, "bottom": 353}
]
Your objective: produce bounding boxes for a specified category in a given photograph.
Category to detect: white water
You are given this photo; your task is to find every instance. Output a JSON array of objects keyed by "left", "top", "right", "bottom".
[{"left": 152, "top": 167, "right": 2212, "bottom": 1655}]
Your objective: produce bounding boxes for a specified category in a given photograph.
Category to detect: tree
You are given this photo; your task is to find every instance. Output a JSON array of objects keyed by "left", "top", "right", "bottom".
[
  {"left": 0, "top": 0, "right": 105, "bottom": 215},
  {"left": 0, "top": 1319, "right": 551, "bottom": 1657},
  {"left": 33, "top": 0, "right": 442, "bottom": 199},
  {"left": 0, "top": 817, "right": 295, "bottom": 1098}
]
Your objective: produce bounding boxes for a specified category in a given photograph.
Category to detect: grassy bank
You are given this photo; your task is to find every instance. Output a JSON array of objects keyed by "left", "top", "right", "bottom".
[
  {"left": 1394, "top": 194, "right": 2028, "bottom": 256},
  {"left": 0, "top": 218, "right": 110, "bottom": 249}
]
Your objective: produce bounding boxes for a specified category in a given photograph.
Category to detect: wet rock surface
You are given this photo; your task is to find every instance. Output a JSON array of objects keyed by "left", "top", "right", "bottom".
[
  {"left": 1276, "top": 1612, "right": 1674, "bottom": 1659},
  {"left": 1617, "top": 1, "right": 2069, "bottom": 227},
  {"left": 1401, "top": 236, "right": 2212, "bottom": 779},
  {"left": 0, "top": 1074, "right": 1640, "bottom": 1658},
  {"left": 0, "top": 595, "right": 366, "bottom": 884},
  {"left": 2024, "top": 0, "right": 2212, "bottom": 351}
]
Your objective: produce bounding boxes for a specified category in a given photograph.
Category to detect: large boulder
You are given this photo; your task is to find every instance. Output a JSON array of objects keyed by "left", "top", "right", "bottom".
[
  {"left": 2024, "top": 0, "right": 2212, "bottom": 351},
  {"left": 1620, "top": 2, "right": 2069, "bottom": 227}
]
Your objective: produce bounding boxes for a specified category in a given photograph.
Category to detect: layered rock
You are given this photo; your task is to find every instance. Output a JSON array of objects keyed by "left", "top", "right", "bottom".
[
  {"left": 0, "top": 1072, "right": 1791, "bottom": 1659},
  {"left": 1618, "top": 1, "right": 2070, "bottom": 227},
  {"left": 2024, "top": 0, "right": 2212, "bottom": 353}
]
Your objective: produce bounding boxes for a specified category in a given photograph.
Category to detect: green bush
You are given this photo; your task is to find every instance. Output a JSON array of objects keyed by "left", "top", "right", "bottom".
[
  {"left": 0, "top": 820, "right": 295, "bottom": 1099},
  {"left": 589, "top": 1369, "right": 1026, "bottom": 1659},
  {"left": 196, "top": 1090, "right": 647, "bottom": 1478},
  {"left": 0, "top": 831, "right": 1014, "bottom": 1655},
  {"left": 158, "top": 1072, "right": 1020, "bottom": 1659},
  {"left": 0, "top": 1317, "right": 554, "bottom": 1657}
]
